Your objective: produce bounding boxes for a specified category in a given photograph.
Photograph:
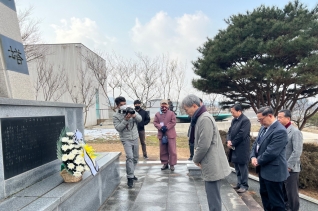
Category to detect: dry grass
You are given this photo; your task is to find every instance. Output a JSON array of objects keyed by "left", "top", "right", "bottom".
[{"left": 86, "top": 134, "right": 191, "bottom": 162}]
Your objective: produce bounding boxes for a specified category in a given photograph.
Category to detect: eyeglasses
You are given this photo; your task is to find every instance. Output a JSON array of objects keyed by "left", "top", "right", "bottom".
[{"left": 257, "top": 116, "right": 267, "bottom": 122}]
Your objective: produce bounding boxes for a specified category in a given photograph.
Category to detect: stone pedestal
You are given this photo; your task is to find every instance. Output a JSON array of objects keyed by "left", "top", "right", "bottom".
[
  {"left": 0, "top": 97, "right": 84, "bottom": 200},
  {"left": 0, "top": 0, "right": 34, "bottom": 100},
  {"left": 187, "top": 163, "right": 202, "bottom": 176}
]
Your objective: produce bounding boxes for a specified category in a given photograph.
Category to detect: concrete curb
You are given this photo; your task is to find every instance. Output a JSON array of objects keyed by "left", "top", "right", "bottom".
[{"left": 230, "top": 167, "right": 318, "bottom": 205}]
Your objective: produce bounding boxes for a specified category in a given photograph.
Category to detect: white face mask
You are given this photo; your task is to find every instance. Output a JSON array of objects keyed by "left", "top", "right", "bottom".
[{"left": 119, "top": 105, "right": 127, "bottom": 110}]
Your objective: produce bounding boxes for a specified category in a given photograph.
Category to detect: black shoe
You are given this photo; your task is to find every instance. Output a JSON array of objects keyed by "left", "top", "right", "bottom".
[
  {"left": 188, "top": 157, "right": 193, "bottom": 161},
  {"left": 127, "top": 178, "right": 134, "bottom": 188},
  {"left": 236, "top": 188, "right": 247, "bottom": 193},
  {"left": 133, "top": 176, "right": 138, "bottom": 181},
  {"left": 143, "top": 155, "right": 149, "bottom": 159},
  {"left": 232, "top": 185, "right": 240, "bottom": 190},
  {"left": 161, "top": 164, "right": 169, "bottom": 170}
]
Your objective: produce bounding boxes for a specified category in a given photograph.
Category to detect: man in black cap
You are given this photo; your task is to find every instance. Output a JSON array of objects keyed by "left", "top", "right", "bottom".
[{"left": 134, "top": 100, "right": 150, "bottom": 159}]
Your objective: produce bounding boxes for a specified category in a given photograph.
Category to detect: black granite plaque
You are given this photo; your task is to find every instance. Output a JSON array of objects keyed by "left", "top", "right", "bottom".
[{"left": 1, "top": 116, "right": 65, "bottom": 179}]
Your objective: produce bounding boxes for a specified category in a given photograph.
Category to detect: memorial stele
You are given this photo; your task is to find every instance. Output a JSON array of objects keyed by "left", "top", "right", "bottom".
[{"left": 0, "top": 0, "right": 34, "bottom": 100}]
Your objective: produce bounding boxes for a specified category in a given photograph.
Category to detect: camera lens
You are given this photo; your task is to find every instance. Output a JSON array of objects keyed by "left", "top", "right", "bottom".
[{"left": 125, "top": 107, "right": 135, "bottom": 114}]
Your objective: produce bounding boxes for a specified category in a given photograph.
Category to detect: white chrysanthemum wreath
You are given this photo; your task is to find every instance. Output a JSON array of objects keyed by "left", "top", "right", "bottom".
[{"left": 57, "top": 128, "right": 90, "bottom": 177}]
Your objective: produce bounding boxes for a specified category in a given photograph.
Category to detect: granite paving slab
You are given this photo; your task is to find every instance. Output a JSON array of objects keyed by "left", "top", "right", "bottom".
[
  {"left": 0, "top": 196, "right": 37, "bottom": 211},
  {"left": 15, "top": 173, "right": 63, "bottom": 197},
  {"left": 99, "top": 163, "right": 254, "bottom": 211},
  {"left": 19, "top": 197, "right": 60, "bottom": 211}
]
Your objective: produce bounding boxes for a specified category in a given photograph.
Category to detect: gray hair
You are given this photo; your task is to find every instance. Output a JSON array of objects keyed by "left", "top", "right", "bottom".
[{"left": 181, "top": 94, "right": 200, "bottom": 108}]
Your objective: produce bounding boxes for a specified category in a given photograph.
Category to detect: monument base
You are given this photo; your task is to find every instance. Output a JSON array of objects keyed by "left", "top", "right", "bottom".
[
  {"left": 0, "top": 97, "right": 84, "bottom": 200},
  {"left": 0, "top": 152, "right": 121, "bottom": 211}
]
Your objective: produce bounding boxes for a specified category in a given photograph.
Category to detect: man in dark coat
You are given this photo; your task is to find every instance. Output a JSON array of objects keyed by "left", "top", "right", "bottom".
[
  {"left": 227, "top": 104, "right": 251, "bottom": 193},
  {"left": 134, "top": 100, "right": 150, "bottom": 159},
  {"left": 168, "top": 99, "right": 174, "bottom": 112}
]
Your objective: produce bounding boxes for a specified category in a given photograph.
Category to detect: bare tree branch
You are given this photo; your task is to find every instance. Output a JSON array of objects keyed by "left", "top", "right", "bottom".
[
  {"left": 66, "top": 67, "right": 97, "bottom": 125},
  {"left": 33, "top": 57, "right": 66, "bottom": 101},
  {"left": 17, "top": 4, "right": 49, "bottom": 62}
]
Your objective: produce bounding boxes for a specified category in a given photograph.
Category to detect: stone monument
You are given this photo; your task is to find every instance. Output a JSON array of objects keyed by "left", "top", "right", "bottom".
[
  {"left": 0, "top": 2, "right": 121, "bottom": 209},
  {"left": 0, "top": 0, "right": 34, "bottom": 100}
]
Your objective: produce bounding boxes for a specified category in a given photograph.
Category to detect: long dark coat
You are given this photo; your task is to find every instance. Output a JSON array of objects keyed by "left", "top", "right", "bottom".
[{"left": 226, "top": 113, "right": 251, "bottom": 164}]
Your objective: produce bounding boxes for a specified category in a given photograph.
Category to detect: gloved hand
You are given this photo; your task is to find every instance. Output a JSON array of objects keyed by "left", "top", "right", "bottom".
[{"left": 161, "top": 126, "right": 167, "bottom": 133}]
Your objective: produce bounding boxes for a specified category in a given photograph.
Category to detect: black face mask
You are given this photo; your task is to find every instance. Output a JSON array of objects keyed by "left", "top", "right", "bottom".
[{"left": 135, "top": 106, "right": 140, "bottom": 110}]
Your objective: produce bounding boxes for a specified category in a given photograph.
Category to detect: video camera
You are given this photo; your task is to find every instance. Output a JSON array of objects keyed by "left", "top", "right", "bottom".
[{"left": 118, "top": 107, "right": 135, "bottom": 115}]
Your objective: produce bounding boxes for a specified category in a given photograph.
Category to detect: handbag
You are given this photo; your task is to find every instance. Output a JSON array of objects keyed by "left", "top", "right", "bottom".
[{"left": 162, "top": 135, "right": 168, "bottom": 144}]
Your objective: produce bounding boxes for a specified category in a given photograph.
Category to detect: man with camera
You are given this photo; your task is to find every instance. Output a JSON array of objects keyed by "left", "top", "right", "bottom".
[
  {"left": 134, "top": 100, "right": 150, "bottom": 159},
  {"left": 113, "top": 96, "right": 142, "bottom": 188}
]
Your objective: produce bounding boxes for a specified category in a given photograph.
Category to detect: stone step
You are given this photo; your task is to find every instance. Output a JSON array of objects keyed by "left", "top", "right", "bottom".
[{"left": 0, "top": 152, "right": 121, "bottom": 211}]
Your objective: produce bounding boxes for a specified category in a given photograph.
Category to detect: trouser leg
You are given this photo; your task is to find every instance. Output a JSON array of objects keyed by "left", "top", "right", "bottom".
[
  {"left": 138, "top": 130, "right": 147, "bottom": 157},
  {"left": 205, "top": 180, "right": 222, "bottom": 211},
  {"left": 122, "top": 139, "right": 139, "bottom": 178},
  {"left": 260, "top": 175, "right": 285, "bottom": 211},
  {"left": 160, "top": 139, "right": 169, "bottom": 164},
  {"left": 284, "top": 172, "right": 300, "bottom": 211},
  {"left": 189, "top": 143, "right": 194, "bottom": 158},
  {"left": 168, "top": 138, "right": 177, "bottom": 166},
  {"left": 235, "top": 163, "right": 249, "bottom": 190}
]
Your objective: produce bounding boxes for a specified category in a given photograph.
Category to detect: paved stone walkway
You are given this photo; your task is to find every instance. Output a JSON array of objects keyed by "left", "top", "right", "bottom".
[{"left": 99, "top": 164, "right": 250, "bottom": 211}]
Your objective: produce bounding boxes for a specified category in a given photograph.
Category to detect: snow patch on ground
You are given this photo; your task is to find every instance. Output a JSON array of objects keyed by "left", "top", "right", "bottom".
[{"left": 84, "top": 128, "right": 119, "bottom": 141}]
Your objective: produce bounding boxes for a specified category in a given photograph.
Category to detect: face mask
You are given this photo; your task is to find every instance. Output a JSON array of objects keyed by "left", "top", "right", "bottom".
[
  {"left": 135, "top": 106, "right": 140, "bottom": 110},
  {"left": 119, "top": 105, "right": 127, "bottom": 110},
  {"left": 161, "top": 106, "right": 168, "bottom": 113}
]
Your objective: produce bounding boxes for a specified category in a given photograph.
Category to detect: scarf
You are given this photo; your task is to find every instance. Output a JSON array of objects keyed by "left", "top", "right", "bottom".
[
  {"left": 189, "top": 105, "right": 207, "bottom": 143},
  {"left": 285, "top": 122, "right": 291, "bottom": 129}
]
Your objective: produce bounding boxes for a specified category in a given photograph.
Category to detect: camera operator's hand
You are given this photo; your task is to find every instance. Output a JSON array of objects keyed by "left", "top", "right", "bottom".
[
  {"left": 131, "top": 114, "right": 136, "bottom": 118},
  {"left": 125, "top": 113, "right": 132, "bottom": 120}
]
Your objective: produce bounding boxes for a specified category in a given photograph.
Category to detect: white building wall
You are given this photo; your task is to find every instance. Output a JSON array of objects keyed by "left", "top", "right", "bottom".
[{"left": 27, "top": 43, "right": 109, "bottom": 126}]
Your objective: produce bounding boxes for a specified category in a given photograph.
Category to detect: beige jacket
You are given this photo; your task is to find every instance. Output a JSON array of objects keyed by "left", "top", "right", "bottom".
[{"left": 193, "top": 112, "right": 231, "bottom": 181}]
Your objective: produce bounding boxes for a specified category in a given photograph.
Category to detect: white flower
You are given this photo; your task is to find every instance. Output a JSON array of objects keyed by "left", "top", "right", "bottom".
[
  {"left": 61, "top": 137, "right": 69, "bottom": 142},
  {"left": 84, "top": 165, "right": 90, "bottom": 171},
  {"left": 74, "top": 156, "right": 84, "bottom": 165},
  {"left": 62, "top": 154, "right": 68, "bottom": 161},
  {"left": 68, "top": 144, "right": 75, "bottom": 150},
  {"left": 73, "top": 171, "right": 82, "bottom": 177},
  {"left": 61, "top": 145, "right": 69, "bottom": 151},
  {"left": 76, "top": 165, "right": 84, "bottom": 172},
  {"left": 72, "top": 149, "right": 79, "bottom": 155},
  {"left": 66, "top": 132, "right": 74, "bottom": 137},
  {"left": 75, "top": 144, "right": 81, "bottom": 148},
  {"left": 67, "top": 139, "right": 75, "bottom": 144},
  {"left": 68, "top": 152, "right": 76, "bottom": 160},
  {"left": 67, "top": 163, "right": 75, "bottom": 169}
]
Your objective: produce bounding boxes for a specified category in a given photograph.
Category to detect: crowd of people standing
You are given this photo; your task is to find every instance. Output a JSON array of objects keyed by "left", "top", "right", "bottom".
[{"left": 112, "top": 95, "right": 303, "bottom": 211}]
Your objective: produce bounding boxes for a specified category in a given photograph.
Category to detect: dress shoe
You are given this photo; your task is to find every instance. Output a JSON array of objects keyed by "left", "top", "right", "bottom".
[
  {"left": 161, "top": 164, "right": 169, "bottom": 170},
  {"left": 127, "top": 178, "right": 134, "bottom": 188},
  {"left": 232, "top": 185, "right": 240, "bottom": 190},
  {"left": 236, "top": 188, "right": 247, "bottom": 193},
  {"left": 170, "top": 165, "right": 175, "bottom": 171},
  {"left": 188, "top": 157, "right": 193, "bottom": 161},
  {"left": 133, "top": 176, "right": 138, "bottom": 181}
]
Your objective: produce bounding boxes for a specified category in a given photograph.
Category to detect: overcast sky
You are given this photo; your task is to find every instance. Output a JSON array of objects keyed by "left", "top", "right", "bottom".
[{"left": 15, "top": 0, "right": 318, "bottom": 96}]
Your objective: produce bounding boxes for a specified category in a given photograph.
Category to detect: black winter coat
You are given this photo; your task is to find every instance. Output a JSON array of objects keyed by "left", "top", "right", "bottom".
[
  {"left": 226, "top": 114, "right": 251, "bottom": 164},
  {"left": 136, "top": 108, "right": 150, "bottom": 131}
]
